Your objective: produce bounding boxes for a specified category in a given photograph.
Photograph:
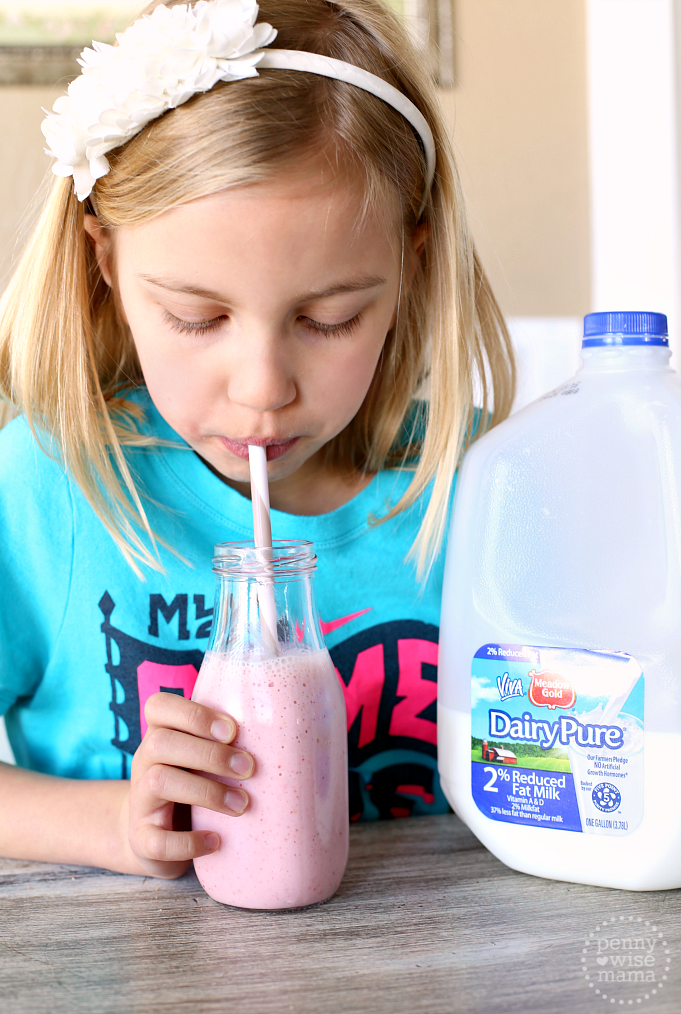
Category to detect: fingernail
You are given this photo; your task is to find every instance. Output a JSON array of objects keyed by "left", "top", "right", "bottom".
[
  {"left": 204, "top": 832, "right": 220, "bottom": 850},
  {"left": 224, "top": 790, "right": 247, "bottom": 814},
  {"left": 229, "top": 752, "right": 253, "bottom": 776},
  {"left": 211, "top": 717, "right": 235, "bottom": 742}
]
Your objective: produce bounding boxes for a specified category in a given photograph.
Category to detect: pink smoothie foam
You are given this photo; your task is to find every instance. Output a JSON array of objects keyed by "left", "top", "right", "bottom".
[{"left": 192, "top": 647, "right": 349, "bottom": 909}]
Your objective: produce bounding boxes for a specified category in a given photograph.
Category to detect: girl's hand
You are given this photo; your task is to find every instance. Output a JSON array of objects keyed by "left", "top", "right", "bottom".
[{"left": 124, "top": 692, "right": 254, "bottom": 879}]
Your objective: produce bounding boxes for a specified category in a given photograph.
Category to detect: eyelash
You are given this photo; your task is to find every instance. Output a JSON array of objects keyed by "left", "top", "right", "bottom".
[
  {"left": 299, "top": 313, "right": 362, "bottom": 338},
  {"left": 163, "top": 311, "right": 225, "bottom": 335},
  {"left": 163, "top": 311, "right": 363, "bottom": 338}
]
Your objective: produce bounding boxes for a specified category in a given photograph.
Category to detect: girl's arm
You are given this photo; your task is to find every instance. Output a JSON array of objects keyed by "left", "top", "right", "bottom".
[
  {"left": 0, "top": 694, "right": 254, "bottom": 878},
  {"left": 0, "top": 762, "right": 135, "bottom": 870}
]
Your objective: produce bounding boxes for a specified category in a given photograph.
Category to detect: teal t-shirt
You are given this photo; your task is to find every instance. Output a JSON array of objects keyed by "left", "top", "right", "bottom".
[{"left": 0, "top": 389, "right": 452, "bottom": 820}]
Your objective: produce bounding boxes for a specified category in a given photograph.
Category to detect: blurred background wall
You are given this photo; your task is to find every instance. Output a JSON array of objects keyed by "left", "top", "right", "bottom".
[
  {"left": 443, "top": 0, "right": 590, "bottom": 319},
  {"left": 0, "top": 0, "right": 680, "bottom": 764}
]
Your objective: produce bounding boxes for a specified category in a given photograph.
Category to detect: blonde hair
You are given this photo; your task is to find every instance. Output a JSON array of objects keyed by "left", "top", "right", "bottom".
[{"left": 0, "top": 0, "right": 514, "bottom": 578}]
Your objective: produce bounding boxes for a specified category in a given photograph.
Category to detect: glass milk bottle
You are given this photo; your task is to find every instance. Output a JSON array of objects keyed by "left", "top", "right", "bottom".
[{"left": 192, "top": 540, "right": 349, "bottom": 909}]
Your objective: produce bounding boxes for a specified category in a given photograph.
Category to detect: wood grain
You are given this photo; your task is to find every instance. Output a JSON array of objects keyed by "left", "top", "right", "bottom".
[{"left": 0, "top": 814, "right": 679, "bottom": 1014}]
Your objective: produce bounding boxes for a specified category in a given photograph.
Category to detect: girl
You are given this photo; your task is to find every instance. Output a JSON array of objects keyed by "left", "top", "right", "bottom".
[{"left": 0, "top": 0, "right": 513, "bottom": 879}]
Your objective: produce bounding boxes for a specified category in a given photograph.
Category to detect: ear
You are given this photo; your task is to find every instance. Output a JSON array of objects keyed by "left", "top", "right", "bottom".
[
  {"left": 412, "top": 221, "right": 430, "bottom": 259},
  {"left": 388, "top": 222, "right": 432, "bottom": 329},
  {"left": 402, "top": 221, "right": 430, "bottom": 289},
  {"left": 83, "top": 213, "right": 114, "bottom": 287}
]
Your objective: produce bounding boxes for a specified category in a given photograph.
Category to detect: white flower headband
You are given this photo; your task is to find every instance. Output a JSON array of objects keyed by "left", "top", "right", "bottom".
[{"left": 41, "top": 0, "right": 436, "bottom": 211}]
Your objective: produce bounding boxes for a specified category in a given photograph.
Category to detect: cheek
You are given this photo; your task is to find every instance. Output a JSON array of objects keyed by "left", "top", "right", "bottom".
[
  {"left": 131, "top": 328, "right": 214, "bottom": 429},
  {"left": 313, "top": 339, "right": 385, "bottom": 418},
  {"left": 132, "top": 336, "right": 175, "bottom": 392},
  {"left": 115, "top": 280, "right": 189, "bottom": 391}
]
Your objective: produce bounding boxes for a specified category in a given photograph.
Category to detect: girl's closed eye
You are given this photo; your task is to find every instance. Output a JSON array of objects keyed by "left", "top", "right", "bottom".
[
  {"left": 299, "top": 313, "right": 362, "bottom": 338},
  {"left": 163, "top": 310, "right": 227, "bottom": 335},
  {"left": 164, "top": 309, "right": 363, "bottom": 339}
]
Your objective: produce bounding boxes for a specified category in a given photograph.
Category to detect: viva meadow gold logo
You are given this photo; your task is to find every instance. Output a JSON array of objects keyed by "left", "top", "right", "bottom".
[{"left": 527, "top": 669, "right": 576, "bottom": 710}]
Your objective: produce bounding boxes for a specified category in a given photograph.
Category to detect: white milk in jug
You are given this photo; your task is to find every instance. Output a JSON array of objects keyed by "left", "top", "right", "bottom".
[{"left": 438, "top": 312, "right": 681, "bottom": 890}]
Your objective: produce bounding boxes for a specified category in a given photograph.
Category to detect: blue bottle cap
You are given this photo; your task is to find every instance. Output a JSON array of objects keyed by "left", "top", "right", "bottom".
[{"left": 582, "top": 311, "right": 668, "bottom": 347}]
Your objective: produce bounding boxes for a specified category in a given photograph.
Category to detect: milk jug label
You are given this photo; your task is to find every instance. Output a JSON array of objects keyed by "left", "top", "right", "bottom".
[{"left": 470, "top": 644, "right": 644, "bottom": 835}]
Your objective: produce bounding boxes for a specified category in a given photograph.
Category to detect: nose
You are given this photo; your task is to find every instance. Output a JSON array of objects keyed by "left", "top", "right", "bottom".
[{"left": 228, "top": 328, "right": 297, "bottom": 414}]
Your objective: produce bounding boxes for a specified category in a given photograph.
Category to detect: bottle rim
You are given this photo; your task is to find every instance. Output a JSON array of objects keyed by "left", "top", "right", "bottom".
[
  {"left": 581, "top": 335, "right": 670, "bottom": 348},
  {"left": 212, "top": 539, "right": 317, "bottom": 578}
]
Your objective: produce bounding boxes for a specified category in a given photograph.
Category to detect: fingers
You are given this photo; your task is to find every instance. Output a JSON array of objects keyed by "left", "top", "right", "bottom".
[
  {"left": 134, "top": 823, "right": 222, "bottom": 865},
  {"left": 141, "top": 726, "right": 254, "bottom": 780},
  {"left": 136, "top": 763, "right": 249, "bottom": 818},
  {"left": 127, "top": 692, "right": 254, "bottom": 877},
  {"left": 139, "top": 693, "right": 254, "bottom": 780},
  {"left": 144, "top": 692, "right": 237, "bottom": 745}
]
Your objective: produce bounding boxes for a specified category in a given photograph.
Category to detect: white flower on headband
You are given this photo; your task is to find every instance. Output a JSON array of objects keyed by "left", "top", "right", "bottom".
[{"left": 41, "top": 0, "right": 277, "bottom": 201}]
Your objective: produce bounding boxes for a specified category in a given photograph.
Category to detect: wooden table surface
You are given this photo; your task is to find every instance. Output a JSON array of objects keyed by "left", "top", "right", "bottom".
[{"left": 0, "top": 813, "right": 678, "bottom": 1014}]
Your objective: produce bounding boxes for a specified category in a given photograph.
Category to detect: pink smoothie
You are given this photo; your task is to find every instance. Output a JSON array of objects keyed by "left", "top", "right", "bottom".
[{"left": 191, "top": 647, "right": 349, "bottom": 909}]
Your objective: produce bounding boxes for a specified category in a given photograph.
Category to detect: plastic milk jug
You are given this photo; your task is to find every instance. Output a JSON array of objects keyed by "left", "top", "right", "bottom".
[{"left": 438, "top": 312, "right": 681, "bottom": 890}]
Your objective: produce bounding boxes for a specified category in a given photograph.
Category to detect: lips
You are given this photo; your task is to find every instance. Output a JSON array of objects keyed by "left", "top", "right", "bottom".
[{"left": 219, "top": 436, "right": 300, "bottom": 462}]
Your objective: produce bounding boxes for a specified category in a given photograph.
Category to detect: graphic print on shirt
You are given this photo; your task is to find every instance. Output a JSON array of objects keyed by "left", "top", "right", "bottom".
[
  {"left": 330, "top": 620, "right": 447, "bottom": 820},
  {"left": 100, "top": 594, "right": 448, "bottom": 817},
  {"left": 99, "top": 592, "right": 204, "bottom": 778}
]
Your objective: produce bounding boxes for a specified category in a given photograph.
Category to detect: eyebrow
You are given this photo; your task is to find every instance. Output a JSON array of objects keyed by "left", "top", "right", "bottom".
[{"left": 137, "top": 273, "right": 387, "bottom": 302}]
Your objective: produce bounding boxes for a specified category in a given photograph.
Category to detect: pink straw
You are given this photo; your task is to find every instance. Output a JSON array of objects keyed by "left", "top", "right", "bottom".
[
  {"left": 248, "top": 444, "right": 273, "bottom": 548},
  {"left": 248, "top": 445, "right": 279, "bottom": 654}
]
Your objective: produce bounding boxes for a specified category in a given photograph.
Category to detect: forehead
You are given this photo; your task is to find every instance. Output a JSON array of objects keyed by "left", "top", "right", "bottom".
[
  {"left": 164, "top": 160, "right": 399, "bottom": 235},
  {"left": 114, "top": 166, "right": 403, "bottom": 298}
]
